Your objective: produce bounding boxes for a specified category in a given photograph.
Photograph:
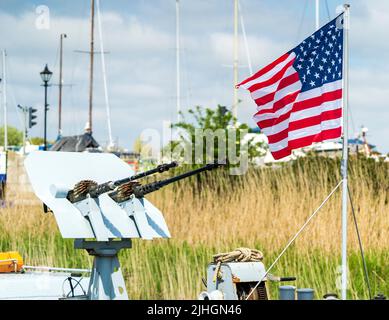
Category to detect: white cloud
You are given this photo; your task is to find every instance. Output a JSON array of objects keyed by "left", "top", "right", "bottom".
[{"left": 209, "top": 32, "right": 287, "bottom": 69}]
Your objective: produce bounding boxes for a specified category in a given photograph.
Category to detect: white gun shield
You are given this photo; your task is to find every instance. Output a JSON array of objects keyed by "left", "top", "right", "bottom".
[{"left": 24, "top": 151, "right": 170, "bottom": 239}]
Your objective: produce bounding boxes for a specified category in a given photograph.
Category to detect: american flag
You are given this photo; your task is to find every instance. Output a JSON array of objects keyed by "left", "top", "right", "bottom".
[{"left": 237, "top": 14, "right": 344, "bottom": 160}]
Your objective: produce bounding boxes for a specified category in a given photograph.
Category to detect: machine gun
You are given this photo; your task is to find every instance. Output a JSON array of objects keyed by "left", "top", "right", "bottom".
[
  {"left": 25, "top": 151, "right": 225, "bottom": 300},
  {"left": 109, "top": 162, "right": 224, "bottom": 202},
  {"left": 67, "top": 161, "right": 178, "bottom": 203}
]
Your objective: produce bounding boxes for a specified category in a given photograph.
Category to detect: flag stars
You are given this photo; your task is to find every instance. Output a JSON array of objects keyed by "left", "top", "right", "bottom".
[{"left": 290, "top": 17, "right": 343, "bottom": 91}]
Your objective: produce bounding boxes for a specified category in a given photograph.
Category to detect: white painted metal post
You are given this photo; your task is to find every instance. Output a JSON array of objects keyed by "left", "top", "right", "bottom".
[
  {"left": 341, "top": 3, "right": 350, "bottom": 300},
  {"left": 23, "top": 107, "right": 26, "bottom": 155},
  {"left": 2, "top": 50, "right": 7, "bottom": 151}
]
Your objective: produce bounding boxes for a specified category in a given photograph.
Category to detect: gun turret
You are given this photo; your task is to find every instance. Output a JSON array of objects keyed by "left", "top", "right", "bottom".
[
  {"left": 109, "top": 162, "right": 224, "bottom": 202},
  {"left": 67, "top": 161, "right": 178, "bottom": 203}
]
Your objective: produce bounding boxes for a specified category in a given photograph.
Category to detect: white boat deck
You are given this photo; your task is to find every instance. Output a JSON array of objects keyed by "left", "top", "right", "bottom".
[{"left": 0, "top": 271, "right": 90, "bottom": 300}]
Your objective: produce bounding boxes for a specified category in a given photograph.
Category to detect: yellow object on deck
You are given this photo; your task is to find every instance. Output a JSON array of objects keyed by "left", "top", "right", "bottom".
[{"left": 0, "top": 251, "right": 24, "bottom": 273}]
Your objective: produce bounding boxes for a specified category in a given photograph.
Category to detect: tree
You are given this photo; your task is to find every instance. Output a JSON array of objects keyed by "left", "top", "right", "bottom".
[
  {"left": 0, "top": 126, "right": 23, "bottom": 146},
  {"left": 163, "top": 105, "right": 266, "bottom": 169},
  {"left": 29, "top": 137, "right": 44, "bottom": 145}
]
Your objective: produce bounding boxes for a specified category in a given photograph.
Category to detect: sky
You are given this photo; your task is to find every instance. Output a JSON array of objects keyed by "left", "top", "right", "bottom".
[{"left": 0, "top": 0, "right": 388, "bottom": 153}]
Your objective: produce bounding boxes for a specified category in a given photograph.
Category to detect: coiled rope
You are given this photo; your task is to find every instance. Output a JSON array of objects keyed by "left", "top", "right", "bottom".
[
  {"left": 213, "top": 248, "right": 263, "bottom": 263},
  {"left": 212, "top": 248, "right": 264, "bottom": 282}
]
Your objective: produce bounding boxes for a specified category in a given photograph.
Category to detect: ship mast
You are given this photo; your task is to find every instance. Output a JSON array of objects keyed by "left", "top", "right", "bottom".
[
  {"left": 58, "top": 33, "right": 67, "bottom": 138},
  {"left": 96, "top": 0, "right": 114, "bottom": 149},
  {"left": 232, "top": 0, "right": 239, "bottom": 119},
  {"left": 176, "top": 0, "right": 181, "bottom": 122},
  {"left": 88, "top": 0, "right": 95, "bottom": 133}
]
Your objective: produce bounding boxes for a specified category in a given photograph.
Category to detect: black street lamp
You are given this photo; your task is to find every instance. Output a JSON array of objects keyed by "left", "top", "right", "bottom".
[{"left": 40, "top": 64, "right": 52, "bottom": 151}]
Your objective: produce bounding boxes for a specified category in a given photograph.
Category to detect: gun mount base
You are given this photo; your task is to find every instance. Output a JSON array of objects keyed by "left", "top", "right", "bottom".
[{"left": 74, "top": 239, "right": 131, "bottom": 300}]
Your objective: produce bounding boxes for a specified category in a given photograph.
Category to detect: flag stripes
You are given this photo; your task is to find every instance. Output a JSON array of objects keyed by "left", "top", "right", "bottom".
[{"left": 237, "top": 15, "right": 344, "bottom": 160}]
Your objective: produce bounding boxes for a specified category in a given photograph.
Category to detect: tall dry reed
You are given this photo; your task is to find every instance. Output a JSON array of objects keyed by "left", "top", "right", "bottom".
[
  {"left": 149, "top": 156, "right": 388, "bottom": 253},
  {"left": 0, "top": 155, "right": 387, "bottom": 299}
]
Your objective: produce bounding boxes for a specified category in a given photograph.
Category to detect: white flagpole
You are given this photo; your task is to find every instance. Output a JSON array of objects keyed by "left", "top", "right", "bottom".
[
  {"left": 315, "top": 0, "right": 320, "bottom": 30},
  {"left": 341, "top": 3, "right": 350, "bottom": 300}
]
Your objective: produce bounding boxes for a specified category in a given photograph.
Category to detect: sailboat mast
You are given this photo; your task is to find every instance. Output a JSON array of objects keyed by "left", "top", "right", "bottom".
[
  {"left": 96, "top": 0, "right": 114, "bottom": 148},
  {"left": 88, "top": 0, "right": 95, "bottom": 133},
  {"left": 58, "top": 33, "right": 66, "bottom": 137},
  {"left": 176, "top": 0, "right": 181, "bottom": 122},
  {"left": 232, "top": 0, "right": 239, "bottom": 119},
  {"left": 238, "top": 1, "right": 252, "bottom": 75}
]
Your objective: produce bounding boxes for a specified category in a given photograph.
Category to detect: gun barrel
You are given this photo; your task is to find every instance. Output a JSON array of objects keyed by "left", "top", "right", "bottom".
[
  {"left": 115, "top": 161, "right": 178, "bottom": 186},
  {"left": 67, "top": 161, "right": 178, "bottom": 202},
  {"left": 132, "top": 162, "right": 224, "bottom": 198}
]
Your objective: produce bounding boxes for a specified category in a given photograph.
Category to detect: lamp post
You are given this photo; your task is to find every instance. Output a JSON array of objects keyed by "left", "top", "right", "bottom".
[{"left": 40, "top": 64, "right": 52, "bottom": 151}]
